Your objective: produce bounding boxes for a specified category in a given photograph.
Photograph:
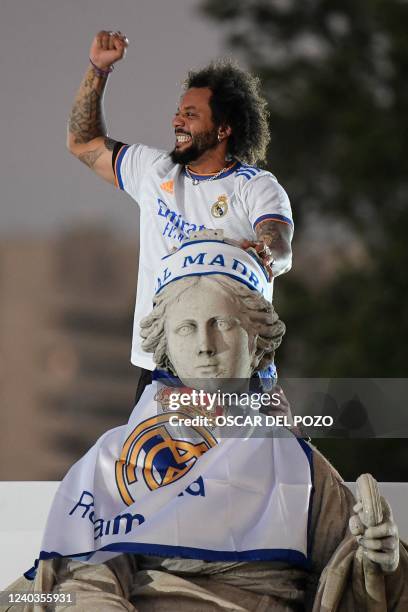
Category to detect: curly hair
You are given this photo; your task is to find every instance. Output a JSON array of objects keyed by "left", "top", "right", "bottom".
[
  {"left": 140, "top": 275, "right": 285, "bottom": 377},
  {"left": 184, "top": 60, "right": 270, "bottom": 165}
]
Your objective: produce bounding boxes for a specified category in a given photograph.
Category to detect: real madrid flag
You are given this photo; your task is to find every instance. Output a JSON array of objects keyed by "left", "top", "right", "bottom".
[{"left": 26, "top": 380, "right": 313, "bottom": 579}]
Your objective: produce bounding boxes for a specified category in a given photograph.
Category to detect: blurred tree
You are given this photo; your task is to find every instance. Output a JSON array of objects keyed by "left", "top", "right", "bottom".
[{"left": 200, "top": 0, "right": 408, "bottom": 479}]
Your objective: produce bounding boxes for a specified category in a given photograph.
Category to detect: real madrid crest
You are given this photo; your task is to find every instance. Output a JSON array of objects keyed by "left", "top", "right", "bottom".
[
  {"left": 211, "top": 195, "right": 228, "bottom": 218},
  {"left": 115, "top": 385, "right": 219, "bottom": 506}
]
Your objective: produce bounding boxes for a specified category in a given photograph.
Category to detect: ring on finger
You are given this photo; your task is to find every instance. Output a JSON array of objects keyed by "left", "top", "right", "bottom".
[{"left": 260, "top": 245, "right": 272, "bottom": 257}]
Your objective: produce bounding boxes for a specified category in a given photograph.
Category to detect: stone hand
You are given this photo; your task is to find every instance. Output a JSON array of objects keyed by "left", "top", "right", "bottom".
[
  {"left": 349, "top": 495, "right": 399, "bottom": 573},
  {"left": 89, "top": 31, "right": 128, "bottom": 70}
]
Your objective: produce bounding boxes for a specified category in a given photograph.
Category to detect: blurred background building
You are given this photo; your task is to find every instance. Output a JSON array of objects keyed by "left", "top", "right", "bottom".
[{"left": 0, "top": 229, "right": 138, "bottom": 479}]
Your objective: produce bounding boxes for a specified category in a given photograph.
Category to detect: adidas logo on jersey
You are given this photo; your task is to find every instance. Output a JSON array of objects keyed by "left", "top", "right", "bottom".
[{"left": 161, "top": 180, "right": 174, "bottom": 194}]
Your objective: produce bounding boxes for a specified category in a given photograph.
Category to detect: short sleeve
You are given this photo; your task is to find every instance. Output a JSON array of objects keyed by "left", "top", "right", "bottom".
[
  {"left": 113, "top": 144, "right": 165, "bottom": 202},
  {"left": 241, "top": 173, "right": 293, "bottom": 231}
]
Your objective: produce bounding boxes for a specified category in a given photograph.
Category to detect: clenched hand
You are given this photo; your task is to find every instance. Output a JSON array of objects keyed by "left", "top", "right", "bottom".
[{"left": 89, "top": 31, "right": 128, "bottom": 70}]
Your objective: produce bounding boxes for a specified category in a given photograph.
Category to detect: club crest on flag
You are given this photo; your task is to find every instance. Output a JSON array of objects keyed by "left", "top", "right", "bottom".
[{"left": 115, "top": 413, "right": 217, "bottom": 506}]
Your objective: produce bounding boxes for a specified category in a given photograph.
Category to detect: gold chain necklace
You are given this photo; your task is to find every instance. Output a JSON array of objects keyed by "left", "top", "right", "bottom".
[{"left": 184, "top": 164, "right": 232, "bottom": 186}]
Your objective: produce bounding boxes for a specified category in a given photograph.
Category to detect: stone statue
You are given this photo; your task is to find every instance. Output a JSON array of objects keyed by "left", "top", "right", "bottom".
[
  {"left": 140, "top": 274, "right": 284, "bottom": 391},
  {"left": 3, "top": 235, "right": 407, "bottom": 612}
]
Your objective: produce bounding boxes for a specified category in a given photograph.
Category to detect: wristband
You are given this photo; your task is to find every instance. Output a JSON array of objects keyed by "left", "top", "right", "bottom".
[{"left": 89, "top": 58, "right": 114, "bottom": 77}]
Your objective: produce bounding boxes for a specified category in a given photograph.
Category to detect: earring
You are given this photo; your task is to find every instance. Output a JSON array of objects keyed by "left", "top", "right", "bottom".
[{"left": 218, "top": 133, "right": 222, "bottom": 142}]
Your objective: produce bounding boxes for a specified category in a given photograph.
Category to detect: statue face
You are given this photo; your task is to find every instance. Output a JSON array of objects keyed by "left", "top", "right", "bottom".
[{"left": 165, "top": 278, "right": 257, "bottom": 389}]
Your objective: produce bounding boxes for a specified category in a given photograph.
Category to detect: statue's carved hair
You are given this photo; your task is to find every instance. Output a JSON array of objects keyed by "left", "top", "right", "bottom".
[{"left": 140, "top": 275, "right": 285, "bottom": 376}]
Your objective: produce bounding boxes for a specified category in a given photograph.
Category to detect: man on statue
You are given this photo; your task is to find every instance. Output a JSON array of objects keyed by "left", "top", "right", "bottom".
[{"left": 66, "top": 31, "right": 294, "bottom": 399}]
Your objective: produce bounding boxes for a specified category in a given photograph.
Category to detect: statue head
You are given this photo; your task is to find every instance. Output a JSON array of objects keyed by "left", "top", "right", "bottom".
[{"left": 140, "top": 233, "right": 285, "bottom": 389}]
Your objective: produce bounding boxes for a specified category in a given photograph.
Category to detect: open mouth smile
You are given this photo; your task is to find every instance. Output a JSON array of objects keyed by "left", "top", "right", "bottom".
[{"left": 175, "top": 132, "right": 192, "bottom": 146}]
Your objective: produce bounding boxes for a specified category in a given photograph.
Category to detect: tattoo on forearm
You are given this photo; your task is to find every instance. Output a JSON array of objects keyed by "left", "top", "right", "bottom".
[
  {"left": 255, "top": 220, "right": 292, "bottom": 276},
  {"left": 256, "top": 222, "right": 284, "bottom": 250},
  {"left": 78, "top": 148, "right": 104, "bottom": 169},
  {"left": 68, "top": 68, "right": 108, "bottom": 144}
]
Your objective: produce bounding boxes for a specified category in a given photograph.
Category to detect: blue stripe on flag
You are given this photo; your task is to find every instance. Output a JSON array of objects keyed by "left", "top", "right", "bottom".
[
  {"left": 100, "top": 542, "right": 310, "bottom": 567},
  {"left": 155, "top": 271, "right": 268, "bottom": 295},
  {"left": 25, "top": 544, "right": 310, "bottom": 580}
]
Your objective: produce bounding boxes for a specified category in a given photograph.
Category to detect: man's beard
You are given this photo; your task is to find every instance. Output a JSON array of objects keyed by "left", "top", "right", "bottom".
[{"left": 170, "top": 127, "right": 219, "bottom": 165}]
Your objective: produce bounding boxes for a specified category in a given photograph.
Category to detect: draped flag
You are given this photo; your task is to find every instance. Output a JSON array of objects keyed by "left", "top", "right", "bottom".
[{"left": 26, "top": 381, "right": 313, "bottom": 579}]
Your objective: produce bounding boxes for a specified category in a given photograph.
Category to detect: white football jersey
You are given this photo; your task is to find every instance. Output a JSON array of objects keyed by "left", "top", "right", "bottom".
[{"left": 114, "top": 144, "right": 293, "bottom": 370}]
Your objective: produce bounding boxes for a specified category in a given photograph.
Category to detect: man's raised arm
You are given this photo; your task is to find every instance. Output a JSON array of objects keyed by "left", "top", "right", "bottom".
[{"left": 67, "top": 31, "right": 128, "bottom": 184}]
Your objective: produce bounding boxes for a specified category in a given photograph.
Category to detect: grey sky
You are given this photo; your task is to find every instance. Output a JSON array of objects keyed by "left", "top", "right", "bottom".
[{"left": 0, "top": 0, "right": 225, "bottom": 236}]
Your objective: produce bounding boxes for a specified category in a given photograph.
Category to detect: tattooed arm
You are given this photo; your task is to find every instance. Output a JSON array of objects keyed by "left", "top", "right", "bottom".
[
  {"left": 241, "top": 221, "right": 293, "bottom": 280},
  {"left": 67, "top": 31, "right": 128, "bottom": 184},
  {"left": 255, "top": 220, "right": 293, "bottom": 278}
]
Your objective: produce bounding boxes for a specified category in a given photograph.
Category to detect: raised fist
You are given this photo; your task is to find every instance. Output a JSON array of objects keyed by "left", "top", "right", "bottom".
[{"left": 89, "top": 31, "right": 128, "bottom": 70}]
